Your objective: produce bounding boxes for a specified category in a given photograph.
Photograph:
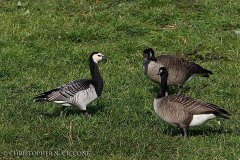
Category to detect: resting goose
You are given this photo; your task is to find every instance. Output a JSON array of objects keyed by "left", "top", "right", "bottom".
[
  {"left": 143, "top": 48, "right": 213, "bottom": 94},
  {"left": 35, "top": 52, "right": 106, "bottom": 116},
  {"left": 154, "top": 67, "right": 230, "bottom": 138}
]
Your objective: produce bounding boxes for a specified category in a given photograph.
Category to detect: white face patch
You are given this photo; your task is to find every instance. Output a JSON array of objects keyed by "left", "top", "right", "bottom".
[
  {"left": 159, "top": 69, "right": 163, "bottom": 74},
  {"left": 149, "top": 51, "right": 152, "bottom": 59},
  {"left": 92, "top": 53, "right": 104, "bottom": 63}
]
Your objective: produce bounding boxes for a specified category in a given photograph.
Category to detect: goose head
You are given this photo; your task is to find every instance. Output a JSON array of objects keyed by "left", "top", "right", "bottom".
[
  {"left": 91, "top": 52, "right": 107, "bottom": 63},
  {"left": 143, "top": 48, "right": 157, "bottom": 61},
  {"left": 157, "top": 67, "right": 168, "bottom": 79},
  {"left": 157, "top": 67, "right": 169, "bottom": 97}
]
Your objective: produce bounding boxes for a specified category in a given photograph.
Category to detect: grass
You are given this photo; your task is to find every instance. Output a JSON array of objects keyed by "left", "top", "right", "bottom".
[{"left": 0, "top": 0, "right": 240, "bottom": 159}]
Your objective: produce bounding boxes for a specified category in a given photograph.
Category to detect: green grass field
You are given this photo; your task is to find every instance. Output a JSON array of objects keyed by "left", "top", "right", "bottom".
[{"left": 0, "top": 0, "right": 240, "bottom": 159}]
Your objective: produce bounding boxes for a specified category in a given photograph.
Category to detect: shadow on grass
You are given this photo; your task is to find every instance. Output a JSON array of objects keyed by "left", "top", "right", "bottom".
[
  {"left": 162, "top": 125, "right": 233, "bottom": 137},
  {"left": 35, "top": 102, "right": 105, "bottom": 118}
]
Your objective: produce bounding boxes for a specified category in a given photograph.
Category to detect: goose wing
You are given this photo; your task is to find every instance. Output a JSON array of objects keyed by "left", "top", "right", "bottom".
[
  {"left": 35, "top": 79, "right": 92, "bottom": 102},
  {"left": 156, "top": 55, "right": 189, "bottom": 67},
  {"left": 157, "top": 55, "right": 213, "bottom": 76},
  {"left": 187, "top": 62, "right": 213, "bottom": 76},
  {"left": 167, "top": 95, "right": 230, "bottom": 118}
]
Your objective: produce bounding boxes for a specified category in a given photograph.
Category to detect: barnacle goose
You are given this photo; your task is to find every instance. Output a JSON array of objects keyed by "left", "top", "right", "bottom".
[
  {"left": 35, "top": 52, "right": 106, "bottom": 116},
  {"left": 143, "top": 48, "right": 213, "bottom": 95},
  {"left": 154, "top": 67, "right": 230, "bottom": 138}
]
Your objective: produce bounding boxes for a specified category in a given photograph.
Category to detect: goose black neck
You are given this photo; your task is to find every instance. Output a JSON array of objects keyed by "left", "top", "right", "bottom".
[
  {"left": 156, "top": 73, "right": 168, "bottom": 99},
  {"left": 151, "top": 55, "right": 157, "bottom": 61},
  {"left": 90, "top": 59, "right": 102, "bottom": 81},
  {"left": 89, "top": 58, "right": 103, "bottom": 97}
]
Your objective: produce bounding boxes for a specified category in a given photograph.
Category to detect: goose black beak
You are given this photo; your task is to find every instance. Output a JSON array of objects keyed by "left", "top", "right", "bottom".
[{"left": 102, "top": 56, "right": 107, "bottom": 61}]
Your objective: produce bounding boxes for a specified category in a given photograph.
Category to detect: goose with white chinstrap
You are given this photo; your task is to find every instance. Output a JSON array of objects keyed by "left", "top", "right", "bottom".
[
  {"left": 143, "top": 48, "right": 213, "bottom": 95},
  {"left": 35, "top": 52, "right": 106, "bottom": 116},
  {"left": 154, "top": 67, "right": 230, "bottom": 138}
]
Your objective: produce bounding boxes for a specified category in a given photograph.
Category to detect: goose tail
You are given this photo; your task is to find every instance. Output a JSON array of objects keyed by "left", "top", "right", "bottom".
[
  {"left": 34, "top": 89, "right": 58, "bottom": 102},
  {"left": 190, "top": 63, "right": 213, "bottom": 77},
  {"left": 215, "top": 108, "right": 231, "bottom": 119},
  {"left": 201, "top": 68, "right": 213, "bottom": 77}
]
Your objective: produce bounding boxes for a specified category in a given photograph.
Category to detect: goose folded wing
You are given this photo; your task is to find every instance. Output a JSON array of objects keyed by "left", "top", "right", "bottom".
[
  {"left": 38, "top": 79, "right": 92, "bottom": 101},
  {"left": 188, "top": 100, "right": 230, "bottom": 118},
  {"left": 168, "top": 96, "right": 230, "bottom": 117}
]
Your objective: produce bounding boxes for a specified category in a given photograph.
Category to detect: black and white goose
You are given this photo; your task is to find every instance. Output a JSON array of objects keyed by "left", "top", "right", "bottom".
[
  {"left": 143, "top": 48, "right": 213, "bottom": 94},
  {"left": 154, "top": 67, "right": 230, "bottom": 138},
  {"left": 35, "top": 52, "right": 106, "bottom": 116}
]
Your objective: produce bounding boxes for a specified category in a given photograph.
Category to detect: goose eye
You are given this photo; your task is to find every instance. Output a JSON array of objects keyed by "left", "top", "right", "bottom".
[{"left": 98, "top": 55, "right": 101, "bottom": 57}]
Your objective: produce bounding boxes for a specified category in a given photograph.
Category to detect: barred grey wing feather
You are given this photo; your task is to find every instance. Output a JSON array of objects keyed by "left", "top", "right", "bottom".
[
  {"left": 51, "top": 79, "right": 92, "bottom": 99},
  {"left": 35, "top": 79, "right": 92, "bottom": 102},
  {"left": 60, "top": 79, "right": 91, "bottom": 94}
]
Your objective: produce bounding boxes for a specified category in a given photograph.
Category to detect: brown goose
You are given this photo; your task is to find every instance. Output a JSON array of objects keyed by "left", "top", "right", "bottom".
[
  {"left": 35, "top": 52, "right": 106, "bottom": 116},
  {"left": 143, "top": 48, "right": 213, "bottom": 94},
  {"left": 154, "top": 67, "right": 230, "bottom": 138}
]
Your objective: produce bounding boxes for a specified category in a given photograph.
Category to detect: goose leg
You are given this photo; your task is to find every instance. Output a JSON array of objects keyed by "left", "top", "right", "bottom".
[
  {"left": 60, "top": 106, "right": 66, "bottom": 117},
  {"left": 84, "top": 112, "right": 90, "bottom": 117},
  {"left": 81, "top": 110, "right": 90, "bottom": 117},
  {"left": 180, "top": 127, "right": 188, "bottom": 138},
  {"left": 177, "top": 86, "right": 184, "bottom": 95},
  {"left": 165, "top": 91, "right": 169, "bottom": 96},
  {"left": 180, "top": 128, "right": 184, "bottom": 136}
]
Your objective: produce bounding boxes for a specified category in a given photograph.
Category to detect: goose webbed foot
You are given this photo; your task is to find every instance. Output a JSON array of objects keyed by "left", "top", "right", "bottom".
[{"left": 81, "top": 110, "right": 90, "bottom": 117}]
